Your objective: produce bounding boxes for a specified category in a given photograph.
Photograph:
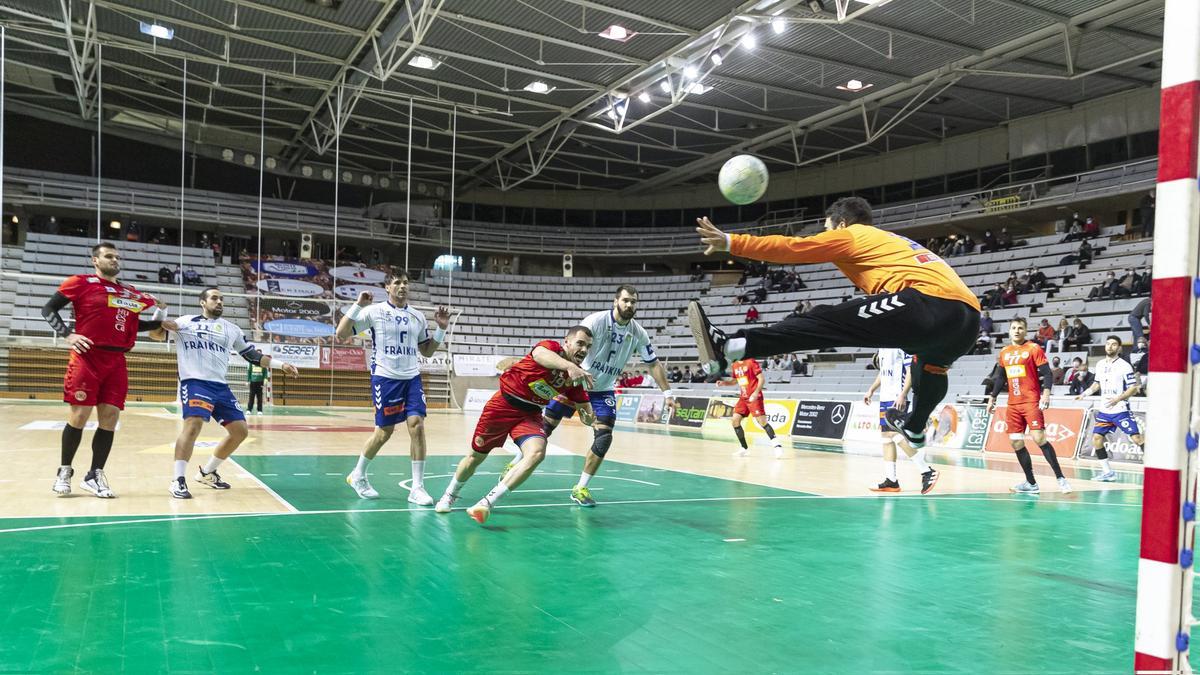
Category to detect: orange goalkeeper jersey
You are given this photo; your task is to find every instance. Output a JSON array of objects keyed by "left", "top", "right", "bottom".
[
  {"left": 997, "top": 341, "right": 1049, "bottom": 406},
  {"left": 729, "top": 225, "right": 981, "bottom": 311}
]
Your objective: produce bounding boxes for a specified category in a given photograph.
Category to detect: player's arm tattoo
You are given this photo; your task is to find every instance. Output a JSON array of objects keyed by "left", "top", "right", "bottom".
[{"left": 41, "top": 292, "right": 72, "bottom": 338}]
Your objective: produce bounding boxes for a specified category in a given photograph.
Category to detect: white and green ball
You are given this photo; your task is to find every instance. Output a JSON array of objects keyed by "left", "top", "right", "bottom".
[{"left": 718, "top": 154, "right": 769, "bottom": 205}]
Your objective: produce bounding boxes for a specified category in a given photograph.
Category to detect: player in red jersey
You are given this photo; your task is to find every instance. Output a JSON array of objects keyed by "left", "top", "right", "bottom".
[
  {"left": 985, "top": 317, "right": 1070, "bottom": 495},
  {"left": 41, "top": 242, "right": 164, "bottom": 498},
  {"left": 725, "top": 358, "right": 784, "bottom": 458},
  {"left": 435, "top": 326, "right": 596, "bottom": 524}
]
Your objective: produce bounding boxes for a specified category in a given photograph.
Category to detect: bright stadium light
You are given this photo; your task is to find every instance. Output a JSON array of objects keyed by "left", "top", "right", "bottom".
[
  {"left": 741, "top": 32, "right": 758, "bottom": 50},
  {"left": 685, "top": 82, "right": 712, "bottom": 95},
  {"left": 710, "top": 50, "right": 725, "bottom": 66},
  {"left": 659, "top": 79, "right": 672, "bottom": 93},
  {"left": 523, "top": 81, "right": 553, "bottom": 94},
  {"left": 598, "top": 25, "right": 635, "bottom": 42},
  {"left": 683, "top": 64, "right": 700, "bottom": 79},
  {"left": 408, "top": 55, "right": 441, "bottom": 70},
  {"left": 771, "top": 17, "right": 787, "bottom": 34},
  {"left": 637, "top": 91, "right": 651, "bottom": 103},
  {"left": 138, "top": 22, "right": 174, "bottom": 40}
]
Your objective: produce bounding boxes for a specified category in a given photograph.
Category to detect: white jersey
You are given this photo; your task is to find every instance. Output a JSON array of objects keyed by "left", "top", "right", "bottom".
[
  {"left": 1095, "top": 356, "right": 1137, "bottom": 414},
  {"left": 351, "top": 302, "right": 429, "bottom": 380},
  {"left": 877, "top": 348, "right": 911, "bottom": 403},
  {"left": 171, "top": 315, "right": 254, "bottom": 384},
  {"left": 578, "top": 309, "right": 657, "bottom": 392}
]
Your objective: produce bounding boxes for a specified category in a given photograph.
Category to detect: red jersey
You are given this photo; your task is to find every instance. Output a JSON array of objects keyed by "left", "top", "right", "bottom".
[
  {"left": 500, "top": 340, "right": 588, "bottom": 407},
  {"left": 997, "top": 341, "right": 1048, "bottom": 406},
  {"left": 57, "top": 274, "right": 157, "bottom": 350},
  {"left": 731, "top": 358, "right": 764, "bottom": 398}
]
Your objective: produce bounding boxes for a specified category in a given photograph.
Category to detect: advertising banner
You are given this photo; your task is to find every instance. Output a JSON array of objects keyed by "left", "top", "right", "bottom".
[
  {"left": 330, "top": 266, "right": 387, "bottom": 284},
  {"left": 253, "top": 260, "right": 317, "bottom": 278},
  {"left": 259, "top": 298, "right": 331, "bottom": 319},
  {"left": 463, "top": 389, "right": 495, "bottom": 413},
  {"left": 984, "top": 406, "right": 1086, "bottom": 456},
  {"left": 842, "top": 402, "right": 883, "bottom": 446},
  {"left": 264, "top": 342, "right": 321, "bottom": 369},
  {"left": 666, "top": 396, "right": 709, "bottom": 428},
  {"left": 263, "top": 319, "right": 335, "bottom": 338},
  {"left": 635, "top": 394, "right": 668, "bottom": 425},
  {"left": 790, "top": 400, "right": 853, "bottom": 440},
  {"left": 334, "top": 284, "right": 387, "bottom": 301},
  {"left": 1076, "top": 409, "right": 1146, "bottom": 464},
  {"left": 615, "top": 394, "right": 641, "bottom": 423},
  {"left": 452, "top": 354, "right": 508, "bottom": 376},
  {"left": 926, "top": 403, "right": 991, "bottom": 452},
  {"left": 704, "top": 397, "right": 798, "bottom": 435},
  {"left": 256, "top": 278, "right": 324, "bottom": 297},
  {"left": 322, "top": 346, "right": 368, "bottom": 372}
]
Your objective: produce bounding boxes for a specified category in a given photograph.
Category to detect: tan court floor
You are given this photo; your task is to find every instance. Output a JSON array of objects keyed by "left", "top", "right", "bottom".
[{"left": 1, "top": 401, "right": 1138, "bottom": 519}]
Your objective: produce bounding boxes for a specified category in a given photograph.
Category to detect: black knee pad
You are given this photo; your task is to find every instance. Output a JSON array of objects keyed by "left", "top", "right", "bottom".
[
  {"left": 591, "top": 425, "right": 615, "bottom": 458},
  {"left": 1095, "top": 446, "right": 1109, "bottom": 460}
]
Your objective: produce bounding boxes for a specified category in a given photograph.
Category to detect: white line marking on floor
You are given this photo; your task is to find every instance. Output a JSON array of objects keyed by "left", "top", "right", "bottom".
[
  {"left": 724, "top": 538, "right": 746, "bottom": 542},
  {"left": 227, "top": 458, "right": 298, "bottom": 513},
  {"left": 260, "top": 473, "right": 278, "bottom": 477},
  {"left": 0, "top": 493, "right": 1139, "bottom": 534},
  {"left": 293, "top": 473, "right": 311, "bottom": 476},
  {"left": 324, "top": 473, "right": 341, "bottom": 476}
]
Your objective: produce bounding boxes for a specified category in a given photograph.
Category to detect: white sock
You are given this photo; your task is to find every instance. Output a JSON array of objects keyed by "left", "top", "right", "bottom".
[
  {"left": 1101, "top": 458, "right": 1113, "bottom": 473},
  {"left": 174, "top": 460, "right": 188, "bottom": 480},
  {"left": 353, "top": 455, "right": 371, "bottom": 478},
  {"left": 411, "top": 460, "right": 425, "bottom": 488},
  {"left": 885, "top": 461, "right": 897, "bottom": 481},
  {"left": 202, "top": 456, "right": 225, "bottom": 474},
  {"left": 910, "top": 449, "right": 931, "bottom": 474},
  {"left": 578, "top": 471, "right": 594, "bottom": 488},
  {"left": 444, "top": 478, "right": 464, "bottom": 498},
  {"left": 726, "top": 337, "right": 747, "bottom": 361},
  {"left": 483, "top": 483, "right": 510, "bottom": 506}
]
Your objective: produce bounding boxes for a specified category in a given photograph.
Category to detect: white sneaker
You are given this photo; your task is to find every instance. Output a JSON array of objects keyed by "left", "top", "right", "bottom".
[
  {"left": 1096, "top": 469, "right": 1118, "bottom": 482},
  {"left": 732, "top": 447, "right": 750, "bottom": 457},
  {"left": 773, "top": 442, "right": 784, "bottom": 459},
  {"left": 467, "top": 501, "right": 491, "bottom": 524},
  {"left": 52, "top": 466, "right": 73, "bottom": 496},
  {"left": 169, "top": 476, "right": 192, "bottom": 499},
  {"left": 81, "top": 469, "right": 116, "bottom": 498},
  {"left": 407, "top": 485, "right": 435, "bottom": 506},
  {"left": 346, "top": 473, "right": 379, "bottom": 499},
  {"left": 1057, "top": 477, "right": 1073, "bottom": 494},
  {"left": 1009, "top": 480, "right": 1040, "bottom": 495},
  {"left": 435, "top": 493, "right": 459, "bottom": 513}
]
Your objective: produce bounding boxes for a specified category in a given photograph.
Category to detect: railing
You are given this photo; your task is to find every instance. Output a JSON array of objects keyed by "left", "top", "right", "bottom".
[{"left": 5, "top": 157, "right": 1157, "bottom": 257}]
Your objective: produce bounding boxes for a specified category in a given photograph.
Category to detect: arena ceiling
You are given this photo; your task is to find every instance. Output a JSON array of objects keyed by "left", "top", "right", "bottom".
[{"left": 0, "top": 0, "right": 1165, "bottom": 194}]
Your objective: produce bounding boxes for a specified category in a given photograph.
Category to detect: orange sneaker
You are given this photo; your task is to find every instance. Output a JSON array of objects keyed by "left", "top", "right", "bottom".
[
  {"left": 467, "top": 503, "right": 490, "bottom": 524},
  {"left": 869, "top": 478, "right": 901, "bottom": 493}
]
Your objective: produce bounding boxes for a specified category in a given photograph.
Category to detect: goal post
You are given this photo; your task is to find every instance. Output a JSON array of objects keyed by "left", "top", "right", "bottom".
[{"left": 1134, "top": 0, "right": 1200, "bottom": 672}]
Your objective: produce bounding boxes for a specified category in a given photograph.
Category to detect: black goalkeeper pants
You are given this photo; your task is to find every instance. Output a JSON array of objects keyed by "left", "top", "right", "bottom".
[{"left": 736, "top": 288, "right": 980, "bottom": 435}]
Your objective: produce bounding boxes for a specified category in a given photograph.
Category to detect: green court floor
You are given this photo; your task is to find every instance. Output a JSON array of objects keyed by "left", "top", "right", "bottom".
[{"left": 0, "top": 455, "right": 1146, "bottom": 673}]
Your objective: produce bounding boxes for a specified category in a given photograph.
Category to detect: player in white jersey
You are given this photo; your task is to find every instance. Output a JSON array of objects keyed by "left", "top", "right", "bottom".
[
  {"left": 863, "top": 349, "right": 938, "bottom": 494},
  {"left": 156, "top": 288, "right": 298, "bottom": 499},
  {"left": 1076, "top": 335, "right": 1143, "bottom": 482},
  {"left": 336, "top": 271, "right": 450, "bottom": 503},
  {"left": 542, "top": 285, "right": 677, "bottom": 506}
]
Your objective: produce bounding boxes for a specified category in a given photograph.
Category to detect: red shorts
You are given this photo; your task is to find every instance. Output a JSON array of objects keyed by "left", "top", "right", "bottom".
[
  {"left": 1005, "top": 403, "right": 1044, "bottom": 434},
  {"left": 63, "top": 348, "right": 129, "bottom": 410},
  {"left": 733, "top": 395, "right": 766, "bottom": 418},
  {"left": 471, "top": 392, "right": 545, "bottom": 454}
]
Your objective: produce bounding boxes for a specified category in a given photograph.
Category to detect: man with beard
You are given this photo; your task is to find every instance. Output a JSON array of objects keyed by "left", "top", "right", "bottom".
[
  {"left": 43, "top": 242, "right": 164, "bottom": 498},
  {"left": 155, "top": 289, "right": 299, "bottom": 498},
  {"left": 541, "top": 285, "right": 677, "bottom": 507}
]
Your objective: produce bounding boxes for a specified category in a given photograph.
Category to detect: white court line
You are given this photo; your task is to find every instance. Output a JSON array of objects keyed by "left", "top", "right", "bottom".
[
  {"left": 228, "top": 458, "right": 298, "bottom": 513},
  {"left": 0, "top": 492, "right": 1140, "bottom": 536}
]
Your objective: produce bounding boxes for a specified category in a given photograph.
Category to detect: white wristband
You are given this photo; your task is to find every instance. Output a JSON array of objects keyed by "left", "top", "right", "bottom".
[
  {"left": 344, "top": 304, "right": 366, "bottom": 321},
  {"left": 662, "top": 389, "right": 676, "bottom": 399},
  {"left": 268, "top": 358, "right": 287, "bottom": 370},
  {"left": 432, "top": 327, "right": 447, "bottom": 343}
]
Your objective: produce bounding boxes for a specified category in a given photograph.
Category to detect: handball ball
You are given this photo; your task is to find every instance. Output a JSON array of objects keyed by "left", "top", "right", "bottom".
[{"left": 718, "top": 154, "right": 769, "bottom": 205}]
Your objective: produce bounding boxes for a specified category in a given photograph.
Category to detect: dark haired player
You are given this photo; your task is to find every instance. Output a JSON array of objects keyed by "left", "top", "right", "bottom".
[{"left": 42, "top": 242, "right": 164, "bottom": 498}]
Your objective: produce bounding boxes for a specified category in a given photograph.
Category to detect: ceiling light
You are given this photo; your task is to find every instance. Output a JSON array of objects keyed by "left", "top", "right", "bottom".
[
  {"left": 379, "top": 177, "right": 390, "bottom": 189},
  {"left": 740, "top": 33, "right": 757, "bottom": 50},
  {"left": 109, "top": 220, "right": 121, "bottom": 229},
  {"left": 710, "top": 50, "right": 724, "bottom": 66},
  {"left": 836, "top": 79, "right": 873, "bottom": 92},
  {"left": 637, "top": 91, "right": 651, "bottom": 103},
  {"left": 771, "top": 17, "right": 787, "bottom": 34},
  {"left": 659, "top": 79, "right": 672, "bottom": 93},
  {"left": 599, "top": 25, "right": 635, "bottom": 42},
  {"left": 683, "top": 64, "right": 700, "bottom": 79},
  {"left": 138, "top": 22, "right": 174, "bottom": 40},
  {"left": 321, "top": 168, "right": 333, "bottom": 180},
  {"left": 408, "top": 55, "right": 440, "bottom": 70},
  {"left": 685, "top": 82, "right": 712, "bottom": 95},
  {"left": 523, "top": 81, "right": 553, "bottom": 94}
]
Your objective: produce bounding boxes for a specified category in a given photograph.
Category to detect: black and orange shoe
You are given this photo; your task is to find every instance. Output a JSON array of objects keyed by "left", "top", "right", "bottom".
[
  {"left": 920, "top": 468, "right": 940, "bottom": 495},
  {"left": 869, "top": 478, "right": 901, "bottom": 493}
]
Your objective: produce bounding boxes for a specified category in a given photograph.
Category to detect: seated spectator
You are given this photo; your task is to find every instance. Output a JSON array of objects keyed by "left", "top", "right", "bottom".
[
  {"left": 1083, "top": 216, "right": 1100, "bottom": 239},
  {"left": 183, "top": 268, "right": 202, "bottom": 285},
  {"left": 1063, "top": 318, "right": 1092, "bottom": 351},
  {"left": 996, "top": 227, "right": 1013, "bottom": 251},
  {"left": 1050, "top": 356, "right": 1065, "bottom": 385},
  {"left": 690, "top": 367, "right": 706, "bottom": 383},
  {"left": 1056, "top": 318, "right": 1070, "bottom": 345},
  {"left": 752, "top": 286, "right": 767, "bottom": 303},
  {"left": 1129, "top": 297, "right": 1151, "bottom": 342},
  {"left": 973, "top": 330, "right": 993, "bottom": 355},
  {"left": 1088, "top": 271, "right": 1118, "bottom": 299},
  {"left": 1078, "top": 240, "right": 1093, "bottom": 264},
  {"left": 789, "top": 354, "right": 808, "bottom": 376},
  {"left": 1133, "top": 268, "right": 1151, "bottom": 295},
  {"left": 1001, "top": 282, "right": 1018, "bottom": 307},
  {"left": 1139, "top": 189, "right": 1156, "bottom": 238},
  {"left": 982, "top": 283, "right": 1006, "bottom": 309},
  {"left": 981, "top": 229, "right": 996, "bottom": 253},
  {"left": 1114, "top": 268, "right": 1136, "bottom": 298},
  {"left": 1062, "top": 214, "right": 1084, "bottom": 242},
  {"left": 1067, "top": 360, "right": 1096, "bottom": 396},
  {"left": 787, "top": 300, "right": 806, "bottom": 319},
  {"left": 1035, "top": 319, "right": 1058, "bottom": 353},
  {"left": 1026, "top": 267, "right": 1050, "bottom": 292},
  {"left": 745, "top": 305, "right": 759, "bottom": 323},
  {"left": 668, "top": 367, "right": 683, "bottom": 383},
  {"left": 173, "top": 265, "right": 182, "bottom": 285},
  {"left": 978, "top": 310, "right": 994, "bottom": 335},
  {"left": 158, "top": 265, "right": 172, "bottom": 284},
  {"left": 681, "top": 366, "right": 693, "bottom": 382}
]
